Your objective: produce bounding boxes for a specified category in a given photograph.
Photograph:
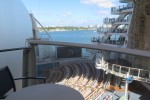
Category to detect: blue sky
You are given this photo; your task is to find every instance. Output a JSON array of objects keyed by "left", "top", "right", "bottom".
[{"left": 21, "top": 0, "right": 121, "bottom": 27}]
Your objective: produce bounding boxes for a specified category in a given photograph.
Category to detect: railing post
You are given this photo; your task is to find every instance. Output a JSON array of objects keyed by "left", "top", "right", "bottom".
[
  {"left": 138, "top": 69, "right": 141, "bottom": 77},
  {"left": 107, "top": 62, "right": 109, "bottom": 69},
  {"left": 27, "top": 44, "right": 36, "bottom": 86},
  {"left": 119, "top": 66, "right": 121, "bottom": 73},
  {"left": 149, "top": 71, "right": 150, "bottom": 79},
  {"left": 125, "top": 73, "right": 129, "bottom": 100},
  {"left": 128, "top": 67, "right": 131, "bottom": 75},
  {"left": 22, "top": 49, "right": 29, "bottom": 87},
  {"left": 112, "top": 64, "right": 114, "bottom": 72},
  {"left": 102, "top": 57, "right": 104, "bottom": 68}
]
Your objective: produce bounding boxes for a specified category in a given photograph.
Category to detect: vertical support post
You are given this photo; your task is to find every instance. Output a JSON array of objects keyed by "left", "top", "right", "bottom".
[
  {"left": 30, "top": 13, "right": 38, "bottom": 39},
  {"left": 119, "top": 66, "right": 121, "bottom": 73},
  {"left": 102, "top": 57, "right": 104, "bottom": 68},
  {"left": 22, "top": 49, "right": 29, "bottom": 87},
  {"left": 28, "top": 44, "right": 36, "bottom": 86},
  {"left": 112, "top": 64, "right": 114, "bottom": 71},
  {"left": 128, "top": 67, "right": 131, "bottom": 75},
  {"left": 149, "top": 71, "right": 150, "bottom": 79},
  {"left": 111, "top": 64, "right": 114, "bottom": 74},
  {"left": 107, "top": 62, "right": 109, "bottom": 69},
  {"left": 53, "top": 46, "right": 57, "bottom": 68},
  {"left": 138, "top": 69, "right": 141, "bottom": 77},
  {"left": 125, "top": 73, "right": 129, "bottom": 100}
]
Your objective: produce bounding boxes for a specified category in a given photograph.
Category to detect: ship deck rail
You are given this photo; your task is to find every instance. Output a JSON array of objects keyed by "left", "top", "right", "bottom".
[
  {"left": 27, "top": 39, "right": 150, "bottom": 83},
  {"left": 96, "top": 57, "right": 150, "bottom": 83},
  {"left": 0, "top": 47, "right": 31, "bottom": 52},
  {"left": 111, "top": 4, "right": 134, "bottom": 13},
  {"left": 28, "top": 39, "right": 150, "bottom": 58},
  {"left": 97, "top": 27, "right": 127, "bottom": 33},
  {"left": 103, "top": 17, "right": 131, "bottom": 24},
  {"left": 1, "top": 39, "right": 150, "bottom": 87},
  {"left": 91, "top": 37, "right": 126, "bottom": 46}
]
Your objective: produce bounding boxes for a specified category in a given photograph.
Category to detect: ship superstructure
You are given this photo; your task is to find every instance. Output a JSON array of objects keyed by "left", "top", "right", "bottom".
[{"left": 92, "top": 0, "right": 134, "bottom": 48}]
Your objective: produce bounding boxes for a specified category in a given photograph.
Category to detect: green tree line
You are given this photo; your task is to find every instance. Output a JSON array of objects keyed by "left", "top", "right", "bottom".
[{"left": 38, "top": 26, "right": 92, "bottom": 31}]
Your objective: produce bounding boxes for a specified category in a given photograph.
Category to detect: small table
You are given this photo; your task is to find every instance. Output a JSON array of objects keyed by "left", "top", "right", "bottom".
[{"left": 6, "top": 84, "right": 84, "bottom": 100}]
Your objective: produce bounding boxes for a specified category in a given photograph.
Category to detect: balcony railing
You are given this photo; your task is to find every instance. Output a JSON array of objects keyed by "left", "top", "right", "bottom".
[
  {"left": 112, "top": 28, "right": 127, "bottom": 33},
  {"left": 97, "top": 27, "right": 127, "bottom": 33},
  {"left": 119, "top": 0, "right": 133, "bottom": 3},
  {"left": 103, "top": 17, "right": 131, "bottom": 24},
  {"left": 111, "top": 4, "right": 134, "bottom": 13},
  {"left": 91, "top": 38, "right": 125, "bottom": 46},
  {"left": 95, "top": 56, "right": 150, "bottom": 83},
  {"left": 91, "top": 35, "right": 126, "bottom": 46},
  {"left": 1, "top": 39, "right": 150, "bottom": 88}
]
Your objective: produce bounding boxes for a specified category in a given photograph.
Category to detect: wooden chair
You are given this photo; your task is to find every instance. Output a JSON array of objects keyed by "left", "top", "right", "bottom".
[{"left": 0, "top": 66, "right": 46, "bottom": 99}]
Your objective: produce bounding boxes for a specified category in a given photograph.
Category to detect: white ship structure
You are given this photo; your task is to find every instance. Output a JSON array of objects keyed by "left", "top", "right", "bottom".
[{"left": 92, "top": 0, "right": 134, "bottom": 48}]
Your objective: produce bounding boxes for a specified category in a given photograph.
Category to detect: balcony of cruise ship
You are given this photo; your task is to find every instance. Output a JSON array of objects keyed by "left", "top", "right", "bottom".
[
  {"left": 2, "top": 0, "right": 150, "bottom": 100},
  {"left": 111, "top": 4, "right": 133, "bottom": 14},
  {"left": 97, "top": 26, "right": 127, "bottom": 34},
  {"left": 119, "top": 0, "right": 133, "bottom": 3},
  {"left": 103, "top": 16, "right": 131, "bottom": 25},
  {"left": 1, "top": 40, "right": 150, "bottom": 100}
]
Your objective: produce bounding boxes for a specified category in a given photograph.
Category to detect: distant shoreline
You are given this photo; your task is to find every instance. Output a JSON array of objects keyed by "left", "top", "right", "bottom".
[
  {"left": 38, "top": 27, "right": 96, "bottom": 32},
  {"left": 39, "top": 29, "right": 96, "bottom": 32}
]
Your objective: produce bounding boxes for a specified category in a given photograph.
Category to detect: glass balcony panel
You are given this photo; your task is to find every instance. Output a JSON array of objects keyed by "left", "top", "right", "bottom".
[
  {"left": 35, "top": 45, "right": 94, "bottom": 77},
  {"left": 111, "top": 4, "right": 133, "bottom": 13},
  {"left": 113, "top": 65, "right": 120, "bottom": 72},
  {"left": 130, "top": 68, "right": 139, "bottom": 77},
  {"left": 108, "top": 64, "right": 112, "bottom": 70},
  {"left": 139, "top": 70, "right": 149, "bottom": 78},
  {"left": 121, "top": 66, "right": 129, "bottom": 74}
]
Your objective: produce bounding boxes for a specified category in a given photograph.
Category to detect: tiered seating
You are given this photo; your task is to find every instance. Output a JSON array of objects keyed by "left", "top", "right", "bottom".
[
  {"left": 57, "top": 67, "right": 66, "bottom": 82},
  {"left": 45, "top": 60, "right": 116, "bottom": 100},
  {"left": 80, "top": 87, "right": 93, "bottom": 98},
  {"left": 62, "top": 65, "right": 76, "bottom": 84},
  {"left": 74, "top": 64, "right": 88, "bottom": 86},
  {"left": 45, "top": 69, "right": 55, "bottom": 83},
  {"left": 86, "top": 88, "right": 104, "bottom": 100},
  {"left": 68, "top": 64, "right": 81, "bottom": 86}
]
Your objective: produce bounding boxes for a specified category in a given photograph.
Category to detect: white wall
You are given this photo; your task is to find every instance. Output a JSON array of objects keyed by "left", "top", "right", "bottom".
[{"left": 0, "top": 0, "right": 32, "bottom": 89}]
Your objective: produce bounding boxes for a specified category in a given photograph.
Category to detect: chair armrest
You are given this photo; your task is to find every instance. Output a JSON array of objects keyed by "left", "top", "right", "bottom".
[{"left": 14, "top": 77, "right": 46, "bottom": 83}]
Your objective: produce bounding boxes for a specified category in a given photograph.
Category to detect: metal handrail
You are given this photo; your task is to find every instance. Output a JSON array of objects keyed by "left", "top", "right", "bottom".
[
  {"left": 111, "top": 4, "right": 134, "bottom": 13},
  {"left": 97, "top": 26, "right": 127, "bottom": 33},
  {"left": 103, "top": 17, "right": 131, "bottom": 23},
  {"left": 0, "top": 47, "right": 31, "bottom": 52},
  {"left": 28, "top": 39, "right": 150, "bottom": 58},
  {"left": 96, "top": 58, "right": 150, "bottom": 83}
]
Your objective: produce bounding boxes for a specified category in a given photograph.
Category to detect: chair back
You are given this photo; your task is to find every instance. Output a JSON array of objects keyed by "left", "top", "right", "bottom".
[{"left": 0, "top": 66, "right": 16, "bottom": 98}]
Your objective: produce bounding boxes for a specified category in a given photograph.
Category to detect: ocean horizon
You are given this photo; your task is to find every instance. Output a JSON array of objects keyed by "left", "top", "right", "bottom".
[{"left": 40, "top": 30, "right": 101, "bottom": 44}]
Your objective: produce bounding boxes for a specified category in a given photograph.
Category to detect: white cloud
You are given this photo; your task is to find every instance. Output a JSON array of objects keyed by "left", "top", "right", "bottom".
[
  {"left": 37, "top": 18, "right": 49, "bottom": 23},
  {"left": 62, "top": 12, "right": 72, "bottom": 17},
  {"left": 81, "top": 0, "right": 117, "bottom": 8},
  {"left": 56, "top": 19, "right": 65, "bottom": 23},
  {"left": 80, "top": 20, "right": 89, "bottom": 23},
  {"left": 97, "top": 10, "right": 109, "bottom": 15}
]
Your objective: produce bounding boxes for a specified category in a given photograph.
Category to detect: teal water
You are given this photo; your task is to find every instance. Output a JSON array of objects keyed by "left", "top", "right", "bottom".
[{"left": 41, "top": 30, "right": 99, "bottom": 44}]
